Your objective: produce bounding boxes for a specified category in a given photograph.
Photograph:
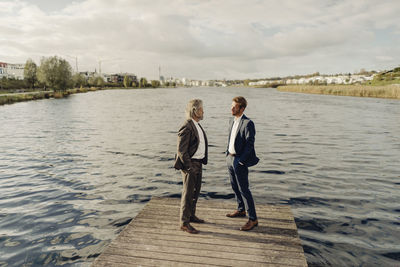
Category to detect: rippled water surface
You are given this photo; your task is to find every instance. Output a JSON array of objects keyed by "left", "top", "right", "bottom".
[{"left": 0, "top": 87, "right": 399, "bottom": 266}]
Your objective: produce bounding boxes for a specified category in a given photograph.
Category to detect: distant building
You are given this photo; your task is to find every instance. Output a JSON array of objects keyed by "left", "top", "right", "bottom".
[
  {"left": 0, "top": 62, "right": 24, "bottom": 80},
  {"left": 79, "top": 71, "right": 97, "bottom": 81},
  {"left": 205, "top": 80, "right": 215, "bottom": 86},
  {"left": 0, "top": 62, "right": 6, "bottom": 78},
  {"left": 181, "top": 77, "right": 187, "bottom": 86},
  {"left": 281, "top": 74, "right": 375, "bottom": 85},
  {"left": 108, "top": 73, "right": 137, "bottom": 84},
  {"left": 159, "top": 75, "right": 165, "bottom": 85},
  {"left": 190, "top": 80, "right": 201, "bottom": 87},
  {"left": 165, "top": 76, "right": 181, "bottom": 85}
]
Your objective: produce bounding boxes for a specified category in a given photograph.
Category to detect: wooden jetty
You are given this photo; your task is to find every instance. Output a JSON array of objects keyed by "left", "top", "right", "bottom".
[{"left": 92, "top": 197, "right": 307, "bottom": 267}]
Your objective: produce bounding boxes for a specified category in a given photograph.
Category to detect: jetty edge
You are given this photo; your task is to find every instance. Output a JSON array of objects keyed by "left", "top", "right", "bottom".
[{"left": 92, "top": 197, "right": 307, "bottom": 266}]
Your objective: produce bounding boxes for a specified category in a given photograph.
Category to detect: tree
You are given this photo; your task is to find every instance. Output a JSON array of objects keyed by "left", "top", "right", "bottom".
[
  {"left": 88, "top": 76, "right": 104, "bottom": 87},
  {"left": 123, "top": 75, "right": 132, "bottom": 88},
  {"left": 37, "top": 56, "right": 72, "bottom": 91},
  {"left": 139, "top": 77, "right": 148, "bottom": 88},
  {"left": 151, "top": 80, "right": 160, "bottom": 88},
  {"left": 24, "top": 59, "right": 37, "bottom": 89},
  {"left": 95, "top": 76, "right": 104, "bottom": 87},
  {"left": 0, "top": 77, "right": 25, "bottom": 91},
  {"left": 72, "top": 73, "right": 86, "bottom": 88}
]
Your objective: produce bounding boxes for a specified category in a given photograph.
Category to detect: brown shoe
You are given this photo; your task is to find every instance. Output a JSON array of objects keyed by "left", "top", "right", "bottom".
[
  {"left": 180, "top": 223, "right": 199, "bottom": 234},
  {"left": 226, "top": 210, "right": 246, "bottom": 218},
  {"left": 190, "top": 215, "right": 205, "bottom": 223},
  {"left": 240, "top": 219, "right": 258, "bottom": 231}
]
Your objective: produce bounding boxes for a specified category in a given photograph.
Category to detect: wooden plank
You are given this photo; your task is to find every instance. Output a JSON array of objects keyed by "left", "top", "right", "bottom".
[
  {"left": 132, "top": 216, "right": 297, "bottom": 230},
  {"left": 140, "top": 202, "right": 295, "bottom": 219},
  {"left": 143, "top": 205, "right": 294, "bottom": 219},
  {"left": 117, "top": 230, "right": 303, "bottom": 253},
  {"left": 109, "top": 235, "right": 305, "bottom": 256},
  {"left": 94, "top": 255, "right": 210, "bottom": 267},
  {"left": 101, "top": 246, "right": 300, "bottom": 267},
  {"left": 94, "top": 254, "right": 283, "bottom": 267},
  {"left": 151, "top": 197, "right": 292, "bottom": 212},
  {"left": 122, "top": 222, "right": 301, "bottom": 244},
  {"left": 92, "top": 197, "right": 307, "bottom": 267},
  {"left": 105, "top": 242, "right": 305, "bottom": 265},
  {"left": 133, "top": 208, "right": 296, "bottom": 228}
]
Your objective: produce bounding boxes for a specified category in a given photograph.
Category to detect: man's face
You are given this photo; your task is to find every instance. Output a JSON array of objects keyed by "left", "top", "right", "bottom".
[
  {"left": 195, "top": 106, "right": 204, "bottom": 120},
  {"left": 231, "top": 101, "right": 242, "bottom": 116}
]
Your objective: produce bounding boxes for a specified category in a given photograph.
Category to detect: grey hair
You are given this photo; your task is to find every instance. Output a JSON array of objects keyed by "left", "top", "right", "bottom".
[{"left": 185, "top": 99, "right": 203, "bottom": 120}]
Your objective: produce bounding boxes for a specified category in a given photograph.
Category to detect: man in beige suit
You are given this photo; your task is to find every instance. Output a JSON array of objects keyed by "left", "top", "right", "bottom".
[{"left": 174, "top": 99, "right": 208, "bottom": 234}]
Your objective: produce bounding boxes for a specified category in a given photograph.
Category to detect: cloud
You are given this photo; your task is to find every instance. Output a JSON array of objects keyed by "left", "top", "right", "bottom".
[{"left": 0, "top": 0, "right": 399, "bottom": 79}]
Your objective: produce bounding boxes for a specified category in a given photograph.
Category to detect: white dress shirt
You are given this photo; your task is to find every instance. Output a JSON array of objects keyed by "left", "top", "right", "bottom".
[
  {"left": 228, "top": 115, "right": 243, "bottom": 154},
  {"left": 191, "top": 119, "right": 206, "bottom": 159}
]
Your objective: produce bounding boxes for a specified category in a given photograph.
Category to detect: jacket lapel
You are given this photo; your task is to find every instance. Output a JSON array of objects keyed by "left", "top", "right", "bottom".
[
  {"left": 198, "top": 123, "right": 208, "bottom": 157},
  {"left": 234, "top": 114, "right": 246, "bottom": 144},
  {"left": 237, "top": 115, "right": 245, "bottom": 137},
  {"left": 198, "top": 123, "right": 206, "bottom": 142},
  {"left": 234, "top": 115, "right": 247, "bottom": 154},
  {"left": 188, "top": 119, "right": 199, "bottom": 141}
]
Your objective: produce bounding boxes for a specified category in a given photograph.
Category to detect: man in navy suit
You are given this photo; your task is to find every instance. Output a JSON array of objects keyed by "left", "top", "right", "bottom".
[{"left": 226, "top": 96, "right": 259, "bottom": 231}]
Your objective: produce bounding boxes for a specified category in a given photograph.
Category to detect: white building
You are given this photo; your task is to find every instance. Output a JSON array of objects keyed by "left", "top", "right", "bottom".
[
  {"left": 181, "top": 78, "right": 189, "bottom": 86},
  {"left": 0, "top": 62, "right": 24, "bottom": 80},
  {"left": 0, "top": 62, "right": 6, "bottom": 78},
  {"left": 282, "top": 74, "right": 375, "bottom": 85},
  {"left": 159, "top": 75, "right": 165, "bottom": 85}
]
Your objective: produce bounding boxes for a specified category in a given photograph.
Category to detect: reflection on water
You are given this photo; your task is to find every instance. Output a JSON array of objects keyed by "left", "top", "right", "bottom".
[{"left": 0, "top": 87, "right": 399, "bottom": 266}]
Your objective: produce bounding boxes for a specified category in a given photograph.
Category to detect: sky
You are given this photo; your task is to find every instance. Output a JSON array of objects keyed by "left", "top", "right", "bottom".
[{"left": 0, "top": 0, "right": 399, "bottom": 80}]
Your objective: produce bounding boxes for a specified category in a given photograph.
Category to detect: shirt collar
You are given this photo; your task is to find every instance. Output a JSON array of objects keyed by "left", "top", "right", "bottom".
[
  {"left": 191, "top": 119, "right": 199, "bottom": 125},
  {"left": 234, "top": 114, "right": 243, "bottom": 122}
]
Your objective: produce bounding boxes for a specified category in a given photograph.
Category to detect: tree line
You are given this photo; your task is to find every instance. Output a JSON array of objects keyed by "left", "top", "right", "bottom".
[{"left": 0, "top": 56, "right": 160, "bottom": 92}]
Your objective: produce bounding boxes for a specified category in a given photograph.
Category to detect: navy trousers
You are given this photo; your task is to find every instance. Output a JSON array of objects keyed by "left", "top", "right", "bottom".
[{"left": 226, "top": 154, "right": 257, "bottom": 221}]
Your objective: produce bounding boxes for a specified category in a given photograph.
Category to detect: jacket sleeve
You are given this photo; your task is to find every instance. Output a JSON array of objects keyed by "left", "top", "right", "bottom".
[
  {"left": 177, "top": 125, "right": 192, "bottom": 170},
  {"left": 239, "top": 120, "right": 256, "bottom": 164}
]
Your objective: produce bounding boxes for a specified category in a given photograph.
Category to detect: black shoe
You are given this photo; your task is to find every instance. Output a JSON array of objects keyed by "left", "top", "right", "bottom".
[{"left": 190, "top": 215, "right": 205, "bottom": 223}]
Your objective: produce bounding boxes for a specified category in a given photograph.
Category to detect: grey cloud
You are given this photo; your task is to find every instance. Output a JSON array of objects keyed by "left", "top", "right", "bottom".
[{"left": 0, "top": 0, "right": 399, "bottom": 79}]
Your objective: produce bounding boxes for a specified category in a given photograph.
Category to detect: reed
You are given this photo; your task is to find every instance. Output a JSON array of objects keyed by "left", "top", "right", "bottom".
[
  {"left": 0, "top": 92, "right": 53, "bottom": 105},
  {"left": 277, "top": 84, "right": 400, "bottom": 99},
  {"left": 53, "top": 91, "right": 66, "bottom": 98}
]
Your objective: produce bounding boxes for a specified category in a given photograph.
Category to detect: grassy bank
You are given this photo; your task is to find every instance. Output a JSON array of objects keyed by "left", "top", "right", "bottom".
[
  {"left": 277, "top": 84, "right": 400, "bottom": 99},
  {"left": 0, "top": 86, "right": 123, "bottom": 106},
  {"left": 0, "top": 91, "right": 54, "bottom": 105}
]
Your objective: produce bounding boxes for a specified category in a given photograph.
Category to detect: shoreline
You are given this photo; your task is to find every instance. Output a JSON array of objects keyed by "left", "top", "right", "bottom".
[
  {"left": 276, "top": 84, "right": 400, "bottom": 99},
  {"left": 0, "top": 90, "right": 55, "bottom": 105},
  {"left": 0, "top": 87, "right": 141, "bottom": 106},
  {"left": 2, "top": 84, "right": 400, "bottom": 106}
]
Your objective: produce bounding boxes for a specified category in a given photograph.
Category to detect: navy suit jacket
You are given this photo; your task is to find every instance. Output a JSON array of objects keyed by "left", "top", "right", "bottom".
[{"left": 226, "top": 114, "right": 259, "bottom": 167}]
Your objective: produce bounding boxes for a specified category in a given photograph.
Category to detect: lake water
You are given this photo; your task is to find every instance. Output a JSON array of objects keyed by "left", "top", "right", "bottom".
[{"left": 0, "top": 87, "right": 399, "bottom": 266}]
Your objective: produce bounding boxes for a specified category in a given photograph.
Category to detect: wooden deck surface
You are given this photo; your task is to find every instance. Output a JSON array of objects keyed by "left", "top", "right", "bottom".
[{"left": 92, "top": 197, "right": 308, "bottom": 267}]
